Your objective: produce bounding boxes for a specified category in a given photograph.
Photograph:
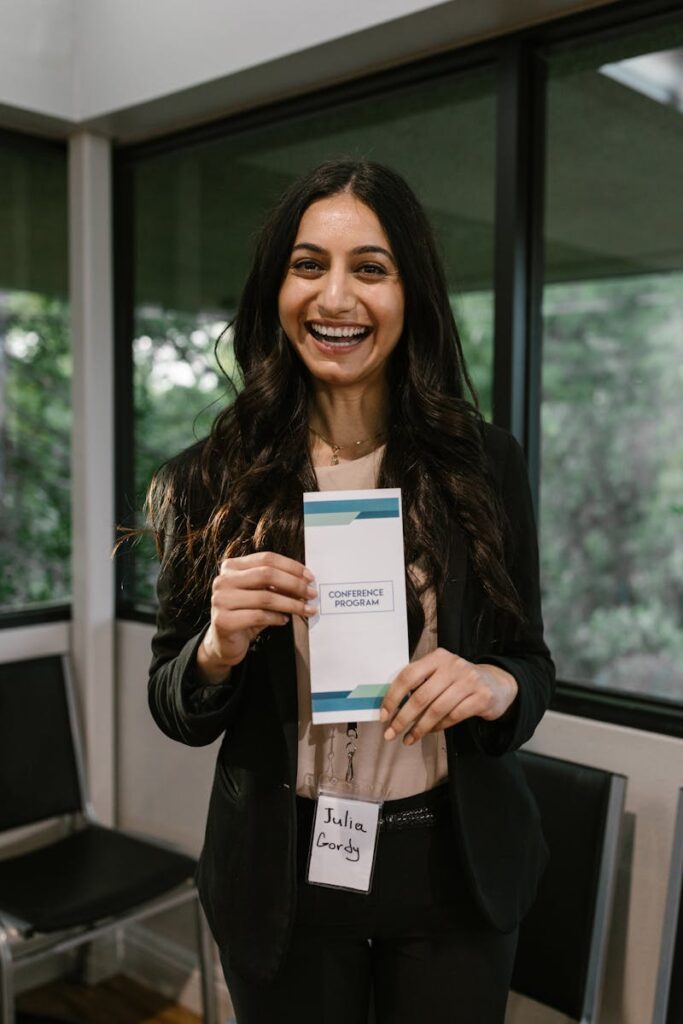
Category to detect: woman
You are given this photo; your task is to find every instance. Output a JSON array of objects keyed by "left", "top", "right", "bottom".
[{"left": 147, "top": 160, "right": 555, "bottom": 1023}]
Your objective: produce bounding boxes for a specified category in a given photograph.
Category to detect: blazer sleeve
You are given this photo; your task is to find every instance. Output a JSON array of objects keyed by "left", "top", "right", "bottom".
[
  {"left": 471, "top": 430, "right": 556, "bottom": 755},
  {"left": 147, "top": 527, "right": 250, "bottom": 748}
]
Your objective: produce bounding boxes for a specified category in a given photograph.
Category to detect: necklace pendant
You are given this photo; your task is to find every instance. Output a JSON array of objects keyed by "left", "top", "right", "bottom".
[{"left": 331, "top": 445, "right": 341, "bottom": 466}]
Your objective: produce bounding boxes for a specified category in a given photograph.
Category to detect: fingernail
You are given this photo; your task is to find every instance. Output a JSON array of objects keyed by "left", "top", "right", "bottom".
[
  {"left": 304, "top": 603, "right": 318, "bottom": 614},
  {"left": 303, "top": 568, "right": 315, "bottom": 581},
  {"left": 379, "top": 707, "right": 388, "bottom": 722},
  {"left": 384, "top": 728, "right": 396, "bottom": 741},
  {"left": 306, "top": 584, "right": 317, "bottom": 596},
  {"left": 404, "top": 734, "right": 415, "bottom": 746}
]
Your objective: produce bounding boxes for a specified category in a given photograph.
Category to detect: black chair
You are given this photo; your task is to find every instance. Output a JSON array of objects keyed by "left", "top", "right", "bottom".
[
  {"left": 512, "top": 751, "right": 626, "bottom": 1024},
  {"left": 652, "top": 787, "right": 683, "bottom": 1024},
  {"left": 0, "top": 655, "right": 218, "bottom": 1024}
]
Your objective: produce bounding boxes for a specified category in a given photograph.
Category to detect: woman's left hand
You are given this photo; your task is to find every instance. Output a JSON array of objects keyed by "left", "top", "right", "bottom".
[{"left": 380, "top": 648, "right": 519, "bottom": 745}]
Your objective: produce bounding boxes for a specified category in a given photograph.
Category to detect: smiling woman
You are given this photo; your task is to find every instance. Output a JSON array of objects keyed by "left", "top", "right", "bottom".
[
  {"left": 278, "top": 192, "right": 405, "bottom": 458},
  {"left": 280, "top": 199, "right": 403, "bottom": 354},
  {"left": 145, "top": 159, "right": 554, "bottom": 1024}
]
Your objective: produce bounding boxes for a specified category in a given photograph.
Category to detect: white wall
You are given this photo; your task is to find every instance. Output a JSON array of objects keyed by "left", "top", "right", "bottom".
[
  {"left": 74, "top": 0, "right": 444, "bottom": 117},
  {"left": 0, "top": 0, "right": 617, "bottom": 139},
  {"left": 117, "top": 622, "right": 217, "bottom": 853},
  {"left": 0, "top": 0, "right": 75, "bottom": 123}
]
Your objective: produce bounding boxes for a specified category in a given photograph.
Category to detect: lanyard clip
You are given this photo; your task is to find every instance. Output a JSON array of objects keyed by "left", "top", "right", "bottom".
[{"left": 345, "top": 722, "right": 358, "bottom": 784}]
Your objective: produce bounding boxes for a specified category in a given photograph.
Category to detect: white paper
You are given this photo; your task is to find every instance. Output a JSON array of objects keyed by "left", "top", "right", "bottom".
[
  {"left": 307, "top": 793, "right": 381, "bottom": 892},
  {"left": 303, "top": 487, "right": 409, "bottom": 724}
]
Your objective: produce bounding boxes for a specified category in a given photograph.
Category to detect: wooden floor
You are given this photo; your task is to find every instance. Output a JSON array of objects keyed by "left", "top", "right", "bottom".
[{"left": 16, "top": 974, "right": 201, "bottom": 1024}]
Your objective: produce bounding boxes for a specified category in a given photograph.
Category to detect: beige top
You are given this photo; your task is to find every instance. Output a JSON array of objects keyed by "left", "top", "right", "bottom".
[{"left": 295, "top": 445, "right": 449, "bottom": 800}]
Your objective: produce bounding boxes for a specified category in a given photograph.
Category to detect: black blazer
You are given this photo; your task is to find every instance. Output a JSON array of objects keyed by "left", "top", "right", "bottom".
[{"left": 148, "top": 421, "right": 555, "bottom": 983}]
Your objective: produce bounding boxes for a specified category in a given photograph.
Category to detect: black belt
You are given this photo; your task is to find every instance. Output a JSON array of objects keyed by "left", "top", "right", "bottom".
[
  {"left": 380, "top": 784, "right": 450, "bottom": 831},
  {"left": 380, "top": 804, "right": 441, "bottom": 831},
  {"left": 297, "top": 784, "right": 450, "bottom": 834}
]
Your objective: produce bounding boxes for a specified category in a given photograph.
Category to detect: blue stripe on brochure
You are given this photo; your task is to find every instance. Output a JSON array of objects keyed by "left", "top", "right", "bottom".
[
  {"left": 303, "top": 497, "right": 399, "bottom": 515},
  {"left": 312, "top": 696, "right": 384, "bottom": 712}
]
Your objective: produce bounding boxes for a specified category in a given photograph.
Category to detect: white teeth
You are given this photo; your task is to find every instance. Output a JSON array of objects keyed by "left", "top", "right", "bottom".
[{"left": 310, "top": 323, "right": 368, "bottom": 339}]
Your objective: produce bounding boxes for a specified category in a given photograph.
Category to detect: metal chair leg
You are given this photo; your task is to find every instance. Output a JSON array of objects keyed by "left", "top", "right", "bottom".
[
  {"left": 0, "top": 929, "right": 15, "bottom": 1024},
  {"left": 194, "top": 895, "right": 218, "bottom": 1024}
]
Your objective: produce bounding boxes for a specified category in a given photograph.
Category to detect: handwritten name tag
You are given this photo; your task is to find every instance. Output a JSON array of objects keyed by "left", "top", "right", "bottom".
[{"left": 307, "top": 793, "right": 382, "bottom": 893}]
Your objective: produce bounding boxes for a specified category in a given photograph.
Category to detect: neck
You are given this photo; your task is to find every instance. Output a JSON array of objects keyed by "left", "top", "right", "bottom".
[{"left": 308, "top": 381, "right": 388, "bottom": 461}]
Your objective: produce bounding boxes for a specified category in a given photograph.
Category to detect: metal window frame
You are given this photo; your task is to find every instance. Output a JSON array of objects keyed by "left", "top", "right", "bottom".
[
  {"left": 112, "top": 0, "right": 683, "bottom": 740},
  {"left": 579, "top": 773, "right": 627, "bottom": 1024}
]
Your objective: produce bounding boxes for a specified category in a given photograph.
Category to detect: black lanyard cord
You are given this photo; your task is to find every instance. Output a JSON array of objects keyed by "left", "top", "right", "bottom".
[{"left": 345, "top": 722, "right": 358, "bottom": 783}]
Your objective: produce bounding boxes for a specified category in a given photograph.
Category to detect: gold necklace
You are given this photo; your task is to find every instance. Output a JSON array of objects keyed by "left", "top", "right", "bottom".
[{"left": 308, "top": 426, "right": 385, "bottom": 466}]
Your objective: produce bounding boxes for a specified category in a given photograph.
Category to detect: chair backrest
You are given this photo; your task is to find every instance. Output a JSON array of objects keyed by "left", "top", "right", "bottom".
[
  {"left": 0, "top": 655, "right": 86, "bottom": 831},
  {"left": 653, "top": 787, "right": 683, "bottom": 1024},
  {"left": 512, "top": 750, "right": 626, "bottom": 1024}
]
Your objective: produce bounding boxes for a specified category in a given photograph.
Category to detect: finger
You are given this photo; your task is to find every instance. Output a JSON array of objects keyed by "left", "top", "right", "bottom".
[
  {"left": 428, "top": 693, "right": 488, "bottom": 734},
  {"left": 223, "top": 551, "right": 314, "bottom": 580},
  {"left": 380, "top": 656, "right": 439, "bottom": 722},
  {"left": 214, "top": 609, "right": 291, "bottom": 634},
  {"left": 380, "top": 648, "right": 462, "bottom": 723},
  {"left": 383, "top": 674, "right": 448, "bottom": 741},
  {"left": 219, "top": 564, "right": 317, "bottom": 600},
  {"left": 403, "top": 685, "right": 471, "bottom": 743},
  {"left": 215, "top": 587, "right": 317, "bottom": 618}
]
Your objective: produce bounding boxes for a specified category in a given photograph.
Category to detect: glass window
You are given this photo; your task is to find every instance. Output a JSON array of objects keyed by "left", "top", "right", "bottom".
[
  {"left": 126, "top": 67, "right": 497, "bottom": 607},
  {"left": 540, "top": 26, "right": 683, "bottom": 705},
  {"left": 0, "top": 138, "right": 70, "bottom": 615}
]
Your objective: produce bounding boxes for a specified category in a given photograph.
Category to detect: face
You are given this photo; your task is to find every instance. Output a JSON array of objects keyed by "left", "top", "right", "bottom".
[{"left": 278, "top": 193, "right": 405, "bottom": 390}]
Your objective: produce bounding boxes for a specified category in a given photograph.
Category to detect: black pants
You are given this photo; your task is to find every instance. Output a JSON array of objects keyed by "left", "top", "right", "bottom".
[{"left": 221, "top": 787, "right": 519, "bottom": 1023}]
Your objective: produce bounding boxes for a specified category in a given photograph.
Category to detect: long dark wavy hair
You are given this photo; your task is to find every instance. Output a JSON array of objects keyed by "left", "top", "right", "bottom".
[{"left": 147, "top": 159, "right": 523, "bottom": 651}]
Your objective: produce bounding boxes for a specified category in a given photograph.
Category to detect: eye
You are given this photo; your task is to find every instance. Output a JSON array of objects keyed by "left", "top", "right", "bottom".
[
  {"left": 291, "top": 258, "right": 324, "bottom": 274},
  {"left": 356, "top": 263, "right": 388, "bottom": 277}
]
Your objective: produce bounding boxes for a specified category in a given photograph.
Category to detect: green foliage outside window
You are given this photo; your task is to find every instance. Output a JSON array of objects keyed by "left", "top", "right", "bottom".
[
  {"left": 541, "top": 272, "right": 683, "bottom": 702},
  {"left": 0, "top": 291, "right": 71, "bottom": 609},
  {"left": 131, "top": 308, "right": 236, "bottom": 607}
]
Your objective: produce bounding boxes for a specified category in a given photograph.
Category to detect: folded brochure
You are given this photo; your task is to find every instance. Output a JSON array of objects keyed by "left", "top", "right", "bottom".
[{"left": 303, "top": 487, "right": 409, "bottom": 724}]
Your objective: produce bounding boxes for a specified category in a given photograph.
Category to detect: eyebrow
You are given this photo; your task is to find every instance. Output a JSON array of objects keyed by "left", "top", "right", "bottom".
[{"left": 291, "top": 242, "right": 397, "bottom": 266}]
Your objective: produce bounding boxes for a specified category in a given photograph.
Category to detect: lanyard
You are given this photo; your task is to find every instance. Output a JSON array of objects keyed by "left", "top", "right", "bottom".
[{"left": 345, "top": 722, "right": 358, "bottom": 783}]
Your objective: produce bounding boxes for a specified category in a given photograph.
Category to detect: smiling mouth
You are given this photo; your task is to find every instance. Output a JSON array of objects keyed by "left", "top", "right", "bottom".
[{"left": 306, "top": 321, "right": 372, "bottom": 347}]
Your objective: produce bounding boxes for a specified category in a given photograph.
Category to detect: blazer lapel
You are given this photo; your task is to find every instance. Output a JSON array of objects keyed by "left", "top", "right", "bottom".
[
  {"left": 437, "top": 521, "right": 483, "bottom": 757},
  {"left": 265, "top": 619, "right": 299, "bottom": 784},
  {"left": 437, "top": 520, "right": 468, "bottom": 656}
]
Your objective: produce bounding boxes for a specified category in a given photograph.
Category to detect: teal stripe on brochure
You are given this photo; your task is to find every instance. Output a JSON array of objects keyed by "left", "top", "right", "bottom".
[
  {"left": 355, "top": 509, "right": 399, "bottom": 520},
  {"left": 303, "top": 498, "right": 399, "bottom": 515},
  {"left": 312, "top": 696, "right": 385, "bottom": 712},
  {"left": 348, "top": 683, "right": 389, "bottom": 699}
]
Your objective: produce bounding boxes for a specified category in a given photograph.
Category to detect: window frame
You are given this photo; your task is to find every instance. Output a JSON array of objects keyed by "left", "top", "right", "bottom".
[{"left": 112, "top": 0, "right": 683, "bottom": 740}]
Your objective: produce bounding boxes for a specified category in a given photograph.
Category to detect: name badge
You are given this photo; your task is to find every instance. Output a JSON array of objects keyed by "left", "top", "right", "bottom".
[{"left": 307, "top": 791, "right": 382, "bottom": 893}]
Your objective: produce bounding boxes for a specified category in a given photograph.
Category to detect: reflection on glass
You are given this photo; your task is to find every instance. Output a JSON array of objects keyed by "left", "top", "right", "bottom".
[
  {"left": 540, "top": 36, "right": 683, "bottom": 704},
  {"left": 130, "top": 68, "right": 497, "bottom": 605},
  {"left": 0, "top": 143, "right": 70, "bottom": 613}
]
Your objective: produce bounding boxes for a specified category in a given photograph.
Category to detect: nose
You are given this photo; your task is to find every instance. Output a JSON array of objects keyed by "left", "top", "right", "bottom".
[{"left": 317, "top": 266, "right": 355, "bottom": 317}]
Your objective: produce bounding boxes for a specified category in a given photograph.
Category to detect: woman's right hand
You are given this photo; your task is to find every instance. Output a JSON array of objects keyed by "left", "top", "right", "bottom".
[{"left": 196, "top": 552, "right": 318, "bottom": 685}]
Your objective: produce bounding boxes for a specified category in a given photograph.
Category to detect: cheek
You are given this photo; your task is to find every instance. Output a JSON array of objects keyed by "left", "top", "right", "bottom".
[
  {"left": 278, "top": 280, "right": 308, "bottom": 328},
  {"left": 380, "top": 294, "right": 405, "bottom": 337},
  {"left": 277, "top": 286, "right": 292, "bottom": 326}
]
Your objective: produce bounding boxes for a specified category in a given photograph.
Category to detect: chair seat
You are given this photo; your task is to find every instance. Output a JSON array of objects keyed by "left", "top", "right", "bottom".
[{"left": 0, "top": 825, "right": 196, "bottom": 933}]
